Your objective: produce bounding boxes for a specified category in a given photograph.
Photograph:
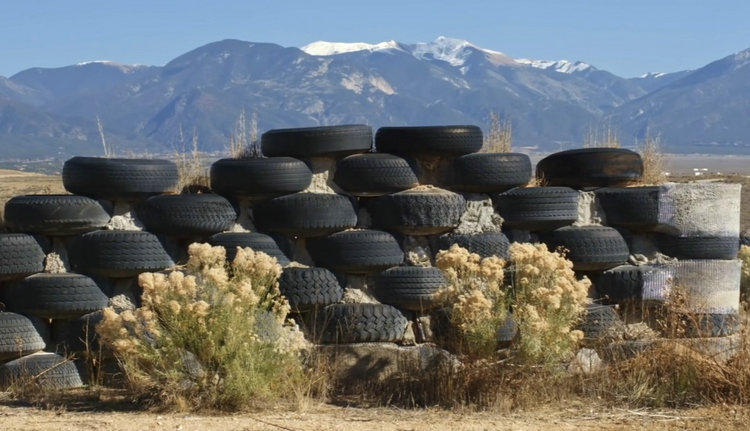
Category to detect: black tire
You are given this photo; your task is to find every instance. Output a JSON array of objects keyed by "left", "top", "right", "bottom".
[
  {"left": 435, "top": 232, "right": 510, "bottom": 259},
  {"left": 333, "top": 153, "right": 419, "bottom": 196},
  {"left": 62, "top": 157, "right": 179, "bottom": 200},
  {"left": 10, "top": 273, "right": 108, "bottom": 320},
  {"left": 492, "top": 187, "right": 579, "bottom": 231},
  {"left": 207, "top": 232, "right": 290, "bottom": 266},
  {"left": 372, "top": 266, "right": 446, "bottom": 312},
  {"left": 595, "top": 265, "right": 644, "bottom": 303},
  {"left": 0, "top": 234, "right": 45, "bottom": 280},
  {"left": 253, "top": 193, "right": 358, "bottom": 238},
  {"left": 655, "top": 234, "right": 739, "bottom": 260},
  {"left": 375, "top": 125, "right": 483, "bottom": 156},
  {"left": 278, "top": 267, "right": 344, "bottom": 312},
  {"left": 316, "top": 303, "right": 408, "bottom": 344},
  {"left": 538, "top": 226, "right": 630, "bottom": 271},
  {"left": 451, "top": 153, "right": 531, "bottom": 193},
  {"left": 367, "top": 188, "right": 465, "bottom": 235},
  {"left": 51, "top": 311, "right": 103, "bottom": 354},
  {"left": 210, "top": 157, "right": 312, "bottom": 198},
  {"left": 307, "top": 229, "right": 404, "bottom": 274},
  {"left": 4, "top": 195, "right": 110, "bottom": 236},
  {"left": 536, "top": 148, "right": 643, "bottom": 188},
  {"left": 678, "top": 313, "right": 740, "bottom": 338},
  {"left": 261, "top": 125, "right": 373, "bottom": 158},
  {"left": 69, "top": 230, "right": 174, "bottom": 278},
  {"left": 0, "top": 352, "right": 83, "bottom": 390},
  {"left": 0, "top": 312, "right": 46, "bottom": 363},
  {"left": 595, "top": 187, "right": 661, "bottom": 231},
  {"left": 576, "top": 304, "right": 622, "bottom": 340},
  {"left": 135, "top": 194, "right": 237, "bottom": 237}
]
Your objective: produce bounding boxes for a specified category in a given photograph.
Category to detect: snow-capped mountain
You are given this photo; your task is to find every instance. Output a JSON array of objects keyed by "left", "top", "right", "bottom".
[{"left": 0, "top": 37, "right": 746, "bottom": 161}]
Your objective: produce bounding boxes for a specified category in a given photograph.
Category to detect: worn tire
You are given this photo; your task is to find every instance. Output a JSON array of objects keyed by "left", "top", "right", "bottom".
[
  {"left": 51, "top": 311, "right": 103, "bottom": 354},
  {"left": 435, "top": 232, "right": 510, "bottom": 259},
  {"left": 595, "top": 265, "right": 644, "bottom": 303},
  {"left": 655, "top": 234, "right": 739, "bottom": 260},
  {"left": 372, "top": 266, "right": 446, "bottom": 312},
  {"left": 538, "top": 226, "right": 630, "bottom": 271},
  {"left": 253, "top": 193, "right": 358, "bottom": 238},
  {"left": 0, "top": 312, "right": 46, "bottom": 363},
  {"left": 0, "top": 352, "right": 83, "bottom": 390},
  {"left": 210, "top": 157, "right": 312, "bottom": 198},
  {"left": 307, "top": 229, "right": 404, "bottom": 274},
  {"left": 333, "top": 153, "right": 419, "bottom": 196},
  {"left": 595, "top": 187, "right": 661, "bottom": 231},
  {"left": 492, "top": 187, "right": 579, "bottom": 231},
  {"left": 278, "top": 267, "right": 344, "bottom": 312},
  {"left": 4, "top": 195, "right": 110, "bottom": 236},
  {"left": 451, "top": 153, "right": 531, "bottom": 193},
  {"left": 69, "top": 230, "right": 174, "bottom": 278},
  {"left": 678, "top": 313, "right": 741, "bottom": 338},
  {"left": 375, "top": 125, "right": 483, "bottom": 156},
  {"left": 261, "top": 125, "right": 373, "bottom": 158},
  {"left": 367, "top": 188, "right": 465, "bottom": 235},
  {"left": 135, "top": 194, "right": 237, "bottom": 237},
  {"left": 207, "top": 232, "right": 290, "bottom": 266},
  {"left": 10, "top": 273, "right": 108, "bottom": 320},
  {"left": 536, "top": 148, "right": 643, "bottom": 188},
  {"left": 62, "top": 157, "right": 178, "bottom": 200},
  {"left": 0, "top": 234, "right": 45, "bottom": 280},
  {"left": 316, "top": 303, "right": 408, "bottom": 344},
  {"left": 576, "top": 304, "right": 623, "bottom": 340}
]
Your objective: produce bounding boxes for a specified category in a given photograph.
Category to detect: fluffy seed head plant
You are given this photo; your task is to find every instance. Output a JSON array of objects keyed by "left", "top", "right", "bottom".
[
  {"left": 435, "top": 244, "right": 508, "bottom": 359},
  {"left": 507, "top": 242, "right": 589, "bottom": 364},
  {"left": 96, "top": 243, "right": 310, "bottom": 411}
]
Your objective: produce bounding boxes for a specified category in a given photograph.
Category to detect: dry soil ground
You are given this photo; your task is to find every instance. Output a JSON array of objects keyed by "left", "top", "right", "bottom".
[{"left": 1, "top": 167, "right": 750, "bottom": 430}]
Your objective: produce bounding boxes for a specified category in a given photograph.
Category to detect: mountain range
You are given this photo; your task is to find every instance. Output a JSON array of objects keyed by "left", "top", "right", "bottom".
[{"left": 1, "top": 36, "right": 750, "bottom": 164}]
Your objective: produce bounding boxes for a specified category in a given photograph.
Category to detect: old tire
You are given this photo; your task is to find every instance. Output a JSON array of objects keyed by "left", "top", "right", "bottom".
[
  {"left": 375, "top": 125, "right": 483, "bottom": 156},
  {"left": 594, "top": 265, "right": 645, "bottom": 303},
  {"left": 492, "top": 187, "right": 579, "bottom": 231},
  {"left": 207, "top": 232, "right": 290, "bottom": 266},
  {"left": 451, "top": 153, "right": 531, "bottom": 193},
  {"left": 333, "top": 153, "right": 419, "bottom": 196},
  {"left": 261, "top": 125, "right": 373, "bottom": 158},
  {"left": 62, "top": 157, "right": 178, "bottom": 200},
  {"left": 4, "top": 195, "right": 110, "bottom": 236},
  {"left": 595, "top": 187, "right": 661, "bottom": 231},
  {"left": 435, "top": 232, "right": 510, "bottom": 259},
  {"left": 316, "top": 303, "right": 408, "bottom": 344},
  {"left": 576, "top": 304, "right": 623, "bottom": 340},
  {"left": 0, "top": 234, "right": 45, "bottom": 280},
  {"left": 0, "top": 313, "right": 46, "bottom": 363},
  {"left": 210, "top": 157, "right": 312, "bottom": 198},
  {"left": 69, "top": 230, "right": 174, "bottom": 278},
  {"left": 307, "top": 229, "right": 404, "bottom": 274},
  {"left": 0, "top": 352, "right": 83, "bottom": 390},
  {"left": 10, "top": 273, "right": 108, "bottom": 320},
  {"left": 135, "top": 194, "right": 237, "bottom": 237},
  {"left": 278, "top": 267, "right": 344, "bottom": 312},
  {"left": 253, "top": 193, "right": 358, "bottom": 238},
  {"left": 367, "top": 188, "right": 465, "bottom": 235},
  {"left": 538, "top": 226, "right": 630, "bottom": 271},
  {"left": 655, "top": 235, "right": 739, "bottom": 260},
  {"left": 536, "top": 148, "right": 643, "bottom": 188},
  {"left": 372, "top": 266, "right": 446, "bottom": 312}
]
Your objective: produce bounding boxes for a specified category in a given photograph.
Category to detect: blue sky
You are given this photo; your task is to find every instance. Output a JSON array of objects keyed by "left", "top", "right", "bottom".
[{"left": 2, "top": 0, "right": 748, "bottom": 78}]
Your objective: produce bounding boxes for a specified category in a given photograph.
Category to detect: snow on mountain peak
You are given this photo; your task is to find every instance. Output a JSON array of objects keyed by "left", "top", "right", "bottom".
[
  {"left": 75, "top": 60, "right": 145, "bottom": 73},
  {"left": 516, "top": 58, "right": 593, "bottom": 74},
  {"left": 301, "top": 40, "right": 401, "bottom": 56},
  {"left": 639, "top": 71, "right": 667, "bottom": 79}
]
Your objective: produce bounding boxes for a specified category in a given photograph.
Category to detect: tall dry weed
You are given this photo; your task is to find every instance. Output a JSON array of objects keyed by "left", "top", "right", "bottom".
[
  {"left": 482, "top": 110, "right": 512, "bottom": 153},
  {"left": 638, "top": 131, "right": 667, "bottom": 185}
]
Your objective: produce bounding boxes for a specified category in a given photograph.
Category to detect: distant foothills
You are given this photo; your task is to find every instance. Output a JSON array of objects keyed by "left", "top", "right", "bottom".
[{"left": 1, "top": 36, "right": 750, "bottom": 165}]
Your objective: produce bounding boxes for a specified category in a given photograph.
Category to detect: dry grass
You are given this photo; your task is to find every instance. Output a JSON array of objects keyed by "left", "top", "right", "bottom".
[
  {"left": 584, "top": 123, "right": 621, "bottom": 148},
  {"left": 482, "top": 111, "right": 512, "bottom": 153},
  {"left": 229, "top": 109, "right": 261, "bottom": 159},
  {"left": 174, "top": 130, "right": 210, "bottom": 193},
  {"left": 638, "top": 132, "right": 667, "bottom": 185}
]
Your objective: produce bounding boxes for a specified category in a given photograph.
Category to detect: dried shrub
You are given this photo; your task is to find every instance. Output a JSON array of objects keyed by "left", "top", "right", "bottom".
[
  {"left": 739, "top": 245, "right": 750, "bottom": 302},
  {"left": 507, "top": 243, "right": 589, "bottom": 364},
  {"left": 638, "top": 132, "right": 667, "bottom": 185},
  {"left": 435, "top": 244, "right": 507, "bottom": 358},
  {"left": 583, "top": 123, "right": 620, "bottom": 148},
  {"left": 174, "top": 130, "right": 210, "bottom": 193},
  {"left": 482, "top": 110, "right": 512, "bottom": 153},
  {"left": 96, "top": 243, "right": 312, "bottom": 410}
]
